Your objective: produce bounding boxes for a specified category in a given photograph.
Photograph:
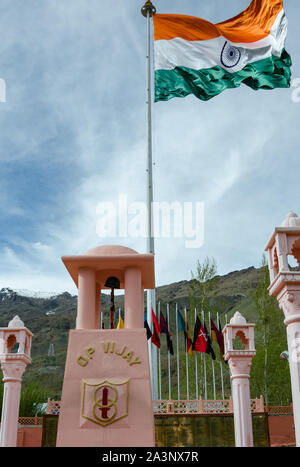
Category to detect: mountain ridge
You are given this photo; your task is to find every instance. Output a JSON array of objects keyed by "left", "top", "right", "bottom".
[{"left": 0, "top": 264, "right": 259, "bottom": 303}]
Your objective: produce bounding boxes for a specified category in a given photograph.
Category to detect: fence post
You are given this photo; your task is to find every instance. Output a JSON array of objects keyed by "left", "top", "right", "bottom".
[
  {"left": 259, "top": 395, "right": 264, "bottom": 413},
  {"left": 167, "top": 401, "right": 174, "bottom": 414}
]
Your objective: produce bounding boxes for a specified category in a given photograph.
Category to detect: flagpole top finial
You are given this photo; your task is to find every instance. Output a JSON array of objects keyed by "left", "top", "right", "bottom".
[{"left": 141, "top": 0, "right": 156, "bottom": 18}]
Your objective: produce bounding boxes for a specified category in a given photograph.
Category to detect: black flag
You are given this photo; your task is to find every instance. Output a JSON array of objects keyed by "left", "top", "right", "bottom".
[
  {"left": 144, "top": 314, "right": 152, "bottom": 340},
  {"left": 204, "top": 322, "right": 216, "bottom": 360}
]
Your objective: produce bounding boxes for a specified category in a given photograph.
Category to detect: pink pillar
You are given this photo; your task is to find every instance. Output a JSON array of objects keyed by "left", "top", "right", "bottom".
[
  {"left": 0, "top": 316, "right": 32, "bottom": 447},
  {"left": 141, "top": 288, "right": 145, "bottom": 316},
  {"left": 0, "top": 362, "right": 26, "bottom": 447},
  {"left": 95, "top": 283, "right": 101, "bottom": 329},
  {"left": 228, "top": 357, "right": 254, "bottom": 447},
  {"left": 124, "top": 267, "right": 143, "bottom": 329},
  {"left": 278, "top": 290, "right": 300, "bottom": 447},
  {"left": 223, "top": 312, "right": 256, "bottom": 447},
  {"left": 77, "top": 268, "right": 96, "bottom": 329}
]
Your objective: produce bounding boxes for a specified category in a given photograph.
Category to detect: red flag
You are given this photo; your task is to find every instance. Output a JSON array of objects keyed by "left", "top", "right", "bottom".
[
  {"left": 193, "top": 317, "right": 207, "bottom": 353},
  {"left": 151, "top": 309, "right": 160, "bottom": 348}
]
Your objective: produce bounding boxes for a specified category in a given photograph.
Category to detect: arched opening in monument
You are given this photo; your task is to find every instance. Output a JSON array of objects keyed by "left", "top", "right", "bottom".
[
  {"left": 104, "top": 276, "right": 121, "bottom": 329},
  {"left": 232, "top": 331, "right": 247, "bottom": 350},
  {"left": 291, "top": 239, "right": 300, "bottom": 270},
  {"left": 6, "top": 334, "right": 19, "bottom": 353}
]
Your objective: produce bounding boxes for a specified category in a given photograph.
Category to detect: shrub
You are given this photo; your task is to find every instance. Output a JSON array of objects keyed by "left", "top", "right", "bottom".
[{"left": 0, "top": 378, "right": 48, "bottom": 417}]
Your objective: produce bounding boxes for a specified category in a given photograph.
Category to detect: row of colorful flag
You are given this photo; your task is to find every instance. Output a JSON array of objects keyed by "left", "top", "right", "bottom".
[
  {"left": 144, "top": 308, "right": 225, "bottom": 362},
  {"left": 108, "top": 305, "right": 229, "bottom": 400},
  {"left": 103, "top": 308, "right": 225, "bottom": 364}
]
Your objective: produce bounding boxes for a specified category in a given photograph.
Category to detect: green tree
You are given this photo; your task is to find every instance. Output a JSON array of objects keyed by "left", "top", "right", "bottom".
[
  {"left": 187, "top": 257, "right": 229, "bottom": 400},
  {"left": 188, "top": 256, "right": 219, "bottom": 313}
]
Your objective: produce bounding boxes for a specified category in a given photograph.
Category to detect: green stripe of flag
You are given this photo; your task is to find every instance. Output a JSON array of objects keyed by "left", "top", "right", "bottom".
[{"left": 155, "top": 50, "right": 292, "bottom": 102}]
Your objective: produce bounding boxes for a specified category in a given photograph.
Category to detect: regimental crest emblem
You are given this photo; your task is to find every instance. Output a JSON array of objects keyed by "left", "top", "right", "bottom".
[{"left": 81, "top": 378, "right": 130, "bottom": 427}]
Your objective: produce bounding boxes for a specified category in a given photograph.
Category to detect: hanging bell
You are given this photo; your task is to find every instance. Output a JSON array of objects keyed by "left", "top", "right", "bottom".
[
  {"left": 104, "top": 277, "right": 120, "bottom": 329},
  {"left": 104, "top": 276, "right": 120, "bottom": 289}
]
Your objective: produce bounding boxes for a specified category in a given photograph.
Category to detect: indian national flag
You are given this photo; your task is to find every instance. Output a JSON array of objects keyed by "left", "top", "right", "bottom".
[{"left": 153, "top": 0, "right": 291, "bottom": 102}]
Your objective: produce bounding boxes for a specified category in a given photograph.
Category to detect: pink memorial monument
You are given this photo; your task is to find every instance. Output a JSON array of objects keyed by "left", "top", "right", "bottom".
[
  {"left": 0, "top": 316, "right": 32, "bottom": 447},
  {"left": 223, "top": 311, "right": 256, "bottom": 447},
  {"left": 56, "top": 245, "right": 155, "bottom": 447},
  {"left": 265, "top": 211, "right": 300, "bottom": 447}
]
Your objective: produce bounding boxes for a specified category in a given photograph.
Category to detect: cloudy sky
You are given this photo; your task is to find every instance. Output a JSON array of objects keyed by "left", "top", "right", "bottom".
[{"left": 0, "top": 0, "right": 299, "bottom": 295}]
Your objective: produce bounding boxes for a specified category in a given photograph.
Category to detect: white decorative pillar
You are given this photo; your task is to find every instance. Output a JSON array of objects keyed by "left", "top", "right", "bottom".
[
  {"left": 223, "top": 311, "right": 256, "bottom": 447},
  {"left": 265, "top": 211, "right": 300, "bottom": 447},
  {"left": 0, "top": 316, "right": 32, "bottom": 447}
]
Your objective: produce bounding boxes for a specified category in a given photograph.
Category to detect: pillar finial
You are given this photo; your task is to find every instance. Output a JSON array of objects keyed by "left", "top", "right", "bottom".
[
  {"left": 280, "top": 211, "right": 300, "bottom": 227},
  {"left": 8, "top": 315, "right": 24, "bottom": 329},
  {"left": 230, "top": 311, "right": 247, "bottom": 325}
]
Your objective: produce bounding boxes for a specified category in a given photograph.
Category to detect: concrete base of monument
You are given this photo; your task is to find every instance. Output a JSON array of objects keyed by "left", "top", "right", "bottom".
[{"left": 56, "top": 328, "right": 155, "bottom": 447}]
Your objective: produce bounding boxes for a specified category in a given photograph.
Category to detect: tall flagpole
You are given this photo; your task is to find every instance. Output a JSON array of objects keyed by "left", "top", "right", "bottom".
[
  {"left": 158, "top": 342, "right": 161, "bottom": 400},
  {"left": 195, "top": 308, "right": 198, "bottom": 400},
  {"left": 175, "top": 303, "right": 180, "bottom": 400},
  {"left": 167, "top": 303, "right": 171, "bottom": 400},
  {"left": 225, "top": 312, "right": 232, "bottom": 397},
  {"left": 158, "top": 301, "right": 162, "bottom": 400},
  {"left": 202, "top": 310, "right": 207, "bottom": 400},
  {"left": 141, "top": 0, "right": 157, "bottom": 400},
  {"left": 209, "top": 311, "right": 216, "bottom": 400},
  {"left": 217, "top": 312, "right": 225, "bottom": 399},
  {"left": 184, "top": 307, "right": 189, "bottom": 400}
]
